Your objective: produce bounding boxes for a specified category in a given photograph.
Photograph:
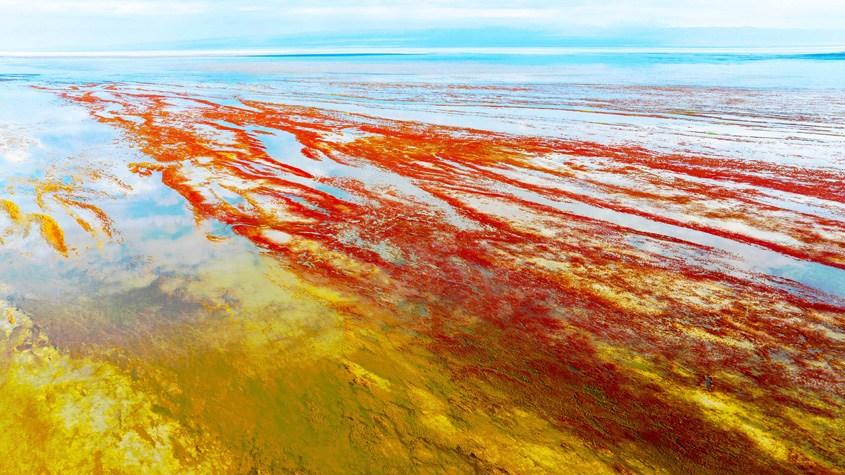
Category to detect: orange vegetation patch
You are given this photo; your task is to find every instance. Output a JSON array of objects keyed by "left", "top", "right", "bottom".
[{"left": 55, "top": 83, "right": 845, "bottom": 473}]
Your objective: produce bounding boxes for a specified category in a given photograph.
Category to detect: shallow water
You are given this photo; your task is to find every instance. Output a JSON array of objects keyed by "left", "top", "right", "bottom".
[{"left": 1, "top": 51, "right": 844, "bottom": 473}]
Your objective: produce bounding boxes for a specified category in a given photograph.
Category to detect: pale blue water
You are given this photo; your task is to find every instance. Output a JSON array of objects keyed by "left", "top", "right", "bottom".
[{"left": 1, "top": 50, "right": 845, "bottom": 88}]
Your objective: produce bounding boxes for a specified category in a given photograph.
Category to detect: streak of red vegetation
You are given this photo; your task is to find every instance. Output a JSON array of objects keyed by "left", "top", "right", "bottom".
[{"left": 56, "top": 84, "right": 845, "bottom": 473}]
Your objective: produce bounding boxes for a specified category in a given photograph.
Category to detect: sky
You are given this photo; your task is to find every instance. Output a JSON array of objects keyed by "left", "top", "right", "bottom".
[{"left": 1, "top": 0, "right": 845, "bottom": 52}]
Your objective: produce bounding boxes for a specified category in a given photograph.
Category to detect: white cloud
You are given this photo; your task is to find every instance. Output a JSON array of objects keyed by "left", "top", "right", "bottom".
[
  {"left": 227, "top": 0, "right": 845, "bottom": 29},
  {"left": 0, "top": 0, "right": 207, "bottom": 15},
  {"left": 1, "top": 0, "right": 843, "bottom": 26},
  {"left": 1, "top": 0, "right": 844, "bottom": 50}
]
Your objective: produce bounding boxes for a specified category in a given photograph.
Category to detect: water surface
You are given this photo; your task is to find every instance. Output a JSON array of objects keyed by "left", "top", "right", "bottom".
[{"left": 1, "top": 51, "right": 844, "bottom": 473}]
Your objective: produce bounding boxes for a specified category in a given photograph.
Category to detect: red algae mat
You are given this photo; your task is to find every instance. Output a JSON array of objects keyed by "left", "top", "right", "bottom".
[{"left": 1, "top": 80, "right": 843, "bottom": 473}]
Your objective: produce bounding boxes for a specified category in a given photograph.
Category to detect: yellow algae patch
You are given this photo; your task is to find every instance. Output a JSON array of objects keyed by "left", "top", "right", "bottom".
[
  {"left": 4, "top": 307, "right": 16, "bottom": 326},
  {"left": 0, "top": 199, "right": 24, "bottom": 224},
  {"left": 0, "top": 166, "right": 124, "bottom": 256},
  {"left": 686, "top": 390, "right": 789, "bottom": 461},
  {"left": 0, "top": 302, "right": 230, "bottom": 474},
  {"left": 92, "top": 253, "right": 621, "bottom": 474},
  {"left": 32, "top": 213, "right": 68, "bottom": 256},
  {"left": 781, "top": 400, "right": 845, "bottom": 465},
  {"left": 401, "top": 381, "right": 621, "bottom": 474},
  {"left": 592, "top": 340, "right": 842, "bottom": 469},
  {"left": 343, "top": 359, "right": 392, "bottom": 392},
  {"left": 409, "top": 386, "right": 459, "bottom": 435}
]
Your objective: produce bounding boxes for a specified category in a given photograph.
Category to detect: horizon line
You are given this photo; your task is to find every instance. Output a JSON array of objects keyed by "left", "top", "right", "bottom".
[{"left": 2, "top": 45, "right": 845, "bottom": 58}]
